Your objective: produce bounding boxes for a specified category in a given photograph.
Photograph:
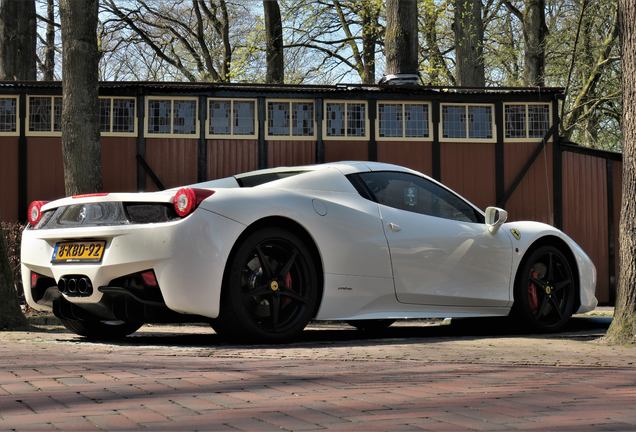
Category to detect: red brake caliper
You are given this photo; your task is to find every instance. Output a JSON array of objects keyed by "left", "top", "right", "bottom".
[
  {"left": 528, "top": 270, "right": 539, "bottom": 312},
  {"left": 282, "top": 272, "right": 293, "bottom": 307}
]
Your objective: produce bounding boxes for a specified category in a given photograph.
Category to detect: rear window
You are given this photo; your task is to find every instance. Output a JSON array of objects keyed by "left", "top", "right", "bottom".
[{"left": 235, "top": 171, "right": 307, "bottom": 187}]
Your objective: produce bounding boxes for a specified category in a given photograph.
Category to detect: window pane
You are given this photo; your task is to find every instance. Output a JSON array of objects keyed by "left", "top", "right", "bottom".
[
  {"left": 112, "top": 99, "right": 135, "bottom": 133},
  {"left": 442, "top": 105, "right": 466, "bottom": 138},
  {"left": 268, "top": 102, "right": 289, "bottom": 136},
  {"left": 528, "top": 104, "right": 550, "bottom": 138},
  {"left": 148, "top": 100, "right": 171, "bottom": 134},
  {"left": 233, "top": 100, "right": 255, "bottom": 135},
  {"left": 378, "top": 103, "right": 403, "bottom": 137},
  {"left": 357, "top": 171, "right": 480, "bottom": 223},
  {"left": 209, "top": 100, "right": 231, "bottom": 135},
  {"left": 347, "top": 103, "right": 366, "bottom": 137},
  {"left": 53, "top": 97, "right": 62, "bottom": 131},
  {"left": 504, "top": 105, "right": 526, "bottom": 138},
  {"left": 0, "top": 98, "right": 16, "bottom": 132},
  {"left": 29, "top": 97, "right": 52, "bottom": 132},
  {"left": 404, "top": 104, "right": 428, "bottom": 137},
  {"left": 173, "top": 100, "right": 196, "bottom": 134},
  {"left": 326, "top": 102, "right": 345, "bottom": 137},
  {"left": 292, "top": 102, "right": 314, "bottom": 136},
  {"left": 468, "top": 106, "right": 492, "bottom": 139},
  {"left": 99, "top": 99, "right": 111, "bottom": 133}
]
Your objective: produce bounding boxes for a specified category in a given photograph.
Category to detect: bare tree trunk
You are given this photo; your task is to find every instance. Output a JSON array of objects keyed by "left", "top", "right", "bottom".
[
  {"left": 360, "top": 4, "right": 376, "bottom": 84},
  {"left": 263, "top": 0, "right": 283, "bottom": 84},
  {"left": 606, "top": 0, "right": 636, "bottom": 345},
  {"left": 60, "top": 0, "right": 102, "bottom": 195},
  {"left": 421, "top": 1, "right": 455, "bottom": 85},
  {"left": 385, "top": 0, "right": 418, "bottom": 75},
  {"left": 523, "top": 0, "right": 546, "bottom": 86},
  {"left": 453, "top": 0, "right": 485, "bottom": 86},
  {"left": 504, "top": 0, "right": 547, "bottom": 86},
  {"left": 0, "top": 232, "right": 26, "bottom": 329},
  {"left": 359, "top": 1, "right": 382, "bottom": 84},
  {"left": 0, "top": 0, "right": 36, "bottom": 80},
  {"left": 43, "top": 0, "right": 55, "bottom": 81}
]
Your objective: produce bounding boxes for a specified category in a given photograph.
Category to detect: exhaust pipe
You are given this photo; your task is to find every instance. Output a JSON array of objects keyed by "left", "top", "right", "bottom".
[
  {"left": 67, "top": 278, "right": 77, "bottom": 294},
  {"left": 58, "top": 277, "right": 67, "bottom": 294},
  {"left": 78, "top": 278, "right": 92, "bottom": 296}
]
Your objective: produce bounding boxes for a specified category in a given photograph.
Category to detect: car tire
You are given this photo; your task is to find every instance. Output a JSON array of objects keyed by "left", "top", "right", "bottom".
[
  {"left": 347, "top": 319, "right": 395, "bottom": 332},
  {"left": 217, "top": 227, "right": 320, "bottom": 342},
  {"left": 59, "top": 317, "right": 142, "bottom": 340},
  {"left": 512, "top": 244, "right": 577, "bottom": 332}
]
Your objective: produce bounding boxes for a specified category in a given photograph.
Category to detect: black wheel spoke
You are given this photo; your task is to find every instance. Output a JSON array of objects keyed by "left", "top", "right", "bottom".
[
  {"left": 271, "top": 294, "right": 280, "bottom": 329},
  {"left": 554, "top": 279, "right": 572, "bottom": 292},
  {"left": 255, "top": 246, "right": 274, "bottom": 279},
  {"left": 547, "top": 253, "right": 554, "bottom": 281},
  {"left": 278, "top": 250, "right": 298, "bottom": 279},
  {"left": 279, "top": 289, "right": 307, "bottom": 304},
  {"left": 249, "top": 286, "right": 272, "bottom": 297},
  {"left": 549, "top": 296, "right": 563, "bottom": 319},
  {"left": 537, "top": 296, "right": 551, "bottom": 318}
]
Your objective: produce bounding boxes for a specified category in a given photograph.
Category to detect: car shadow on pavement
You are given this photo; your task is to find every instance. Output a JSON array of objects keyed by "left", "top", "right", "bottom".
[{"left": 51, "top": 315, "right": 612, "bottom": 350}]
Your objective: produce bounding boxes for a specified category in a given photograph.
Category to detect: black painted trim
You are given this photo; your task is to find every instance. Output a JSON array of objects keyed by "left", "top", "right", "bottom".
[
  {"left": 368, "top": 99, "right": 377, "bottom": 161},
  {"left": 552, "top": 98, "right": 562, "bottom": 229},
  {"left": 431, "top": 100, "right": 440, "bottom": 180},
  {"left": 495, "top": 101, "right": 504, "bottom": 206},
  {"left": 606, "top": 159, "right": 616, "bottom": 304},
  {"left": 315, "top": 97, "right": 324, "bottom": 163},
  {"left": 135, "top": 92, "right": 146, "bottom": 191},
  {"left": 500, "top": 124, "right": 557, "bottom": 208},
  {"left": 257, "top": 97, "right": 267, "bottom": 168},
  {"left": 18, "top": 93, "right": 27, "bottom": 221},
  {"left": 136, "top": 154, "right": 165, "bottom": 190},
  {"left": 560, "top": 142, "right": 622, "bottom": 161},
  {"left": 197, "top": 95, "right": 207, "bottom": 182}
]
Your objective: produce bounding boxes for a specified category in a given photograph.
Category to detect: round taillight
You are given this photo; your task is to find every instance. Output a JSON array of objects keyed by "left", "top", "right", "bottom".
[
  {"left": 173, "top": 188, "right": 196, "bottom": 217},
  {"left": 27, "top": 200, "right": 47, "bottom": 225},
  {"left": 172, "top": 187, "right": 214, "bottom": 218}
]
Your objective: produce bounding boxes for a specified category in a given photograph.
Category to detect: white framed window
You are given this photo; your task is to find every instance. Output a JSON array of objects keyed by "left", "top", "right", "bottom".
[
  {"left": 0, "top": 96, "right": 18, "bottom": 136},
  {"left": 504, "top": 103, "right": 552, "bottom": 141},
  {"left": 26, "top": 95, "right": 62, "bottom": 136},
  {"left": 99, "top": 97, "right": 136, "bottom": 137},
  {"left": 376, "top": 101, "right": 432, "bottom": 140},
  {"left": 206, "top": 98, "right": 257, "bottom": 139},
  {"left": 266, "top": 99, "right": 315, "bottom": 140},
  {"left": 440, "top": 103, "right": 496, "bottom": 142},
  {"left": 323, "top": 100, "right": 369, "bottom": 140},
  {"left": 145, "top": 96, "right": 199, "bottom": 138}
]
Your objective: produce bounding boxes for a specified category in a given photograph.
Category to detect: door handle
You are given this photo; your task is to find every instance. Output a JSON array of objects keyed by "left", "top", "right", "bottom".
[{"left": 388, "top": 222, "right": 401, "bottom": 232}]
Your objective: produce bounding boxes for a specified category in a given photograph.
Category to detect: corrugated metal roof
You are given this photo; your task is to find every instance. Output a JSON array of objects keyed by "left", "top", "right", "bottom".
[{"left": 0, "top": 80, "right": 564, "bottom": 96}]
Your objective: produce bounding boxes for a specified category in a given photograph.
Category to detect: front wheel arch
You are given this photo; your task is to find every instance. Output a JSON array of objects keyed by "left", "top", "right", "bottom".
[
  {"left": 511, "top": 236, "right": 580, "bottom": 330},
  {"left": 221, "top": 216, "right": 324, "bottom": 318},
  {"left": 516, "top": 235, "right": 580, "bottom": 312}
]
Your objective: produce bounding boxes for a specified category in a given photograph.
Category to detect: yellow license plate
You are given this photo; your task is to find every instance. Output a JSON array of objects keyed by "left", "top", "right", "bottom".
[{"left": 52, "top": 241, "right": 106, "bottom": 263}]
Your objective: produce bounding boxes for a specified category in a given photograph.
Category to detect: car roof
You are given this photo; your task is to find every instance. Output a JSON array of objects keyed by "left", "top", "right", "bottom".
[{"left": 233, "top": 161, "right": 418, "bottom": 179}]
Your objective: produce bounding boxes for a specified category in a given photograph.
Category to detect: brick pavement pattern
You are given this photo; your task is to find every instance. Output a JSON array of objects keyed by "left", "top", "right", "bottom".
[{"left": 0, "top": 321, "right": 635, "bottom": 431}]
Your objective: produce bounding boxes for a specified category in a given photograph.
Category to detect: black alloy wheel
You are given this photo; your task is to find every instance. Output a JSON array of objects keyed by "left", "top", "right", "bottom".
[
  {"left": 217, "top": 227, "right": 319, "bottom": 342},
  {"left": 513, "top": 244, "right": 576, "bottom": 331}
]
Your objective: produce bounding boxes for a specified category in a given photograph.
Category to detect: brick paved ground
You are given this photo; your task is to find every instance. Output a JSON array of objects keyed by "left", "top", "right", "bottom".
[{"left": 0, "top": 316, "right": 635, "bottom": 431}]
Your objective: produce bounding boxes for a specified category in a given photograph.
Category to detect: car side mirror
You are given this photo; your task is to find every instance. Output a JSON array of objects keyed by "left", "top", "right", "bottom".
[{"left": 485, "top": 206, "right": 508, "bottom": 234}]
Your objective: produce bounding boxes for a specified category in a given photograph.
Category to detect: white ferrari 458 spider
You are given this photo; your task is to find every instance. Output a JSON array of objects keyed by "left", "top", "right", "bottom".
[{"left": 21, "top": 161, "right": 597, "bottom": 342}]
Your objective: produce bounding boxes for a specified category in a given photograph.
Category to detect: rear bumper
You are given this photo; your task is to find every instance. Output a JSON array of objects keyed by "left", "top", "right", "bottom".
[{"left": 21, "top": 209, "right": 245, "bottom": 319}]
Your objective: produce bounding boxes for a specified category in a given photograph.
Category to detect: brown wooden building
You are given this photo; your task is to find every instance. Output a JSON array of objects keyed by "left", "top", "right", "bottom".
[{"left": 0, "top": 81, "right": 621, "bottom": 305}]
